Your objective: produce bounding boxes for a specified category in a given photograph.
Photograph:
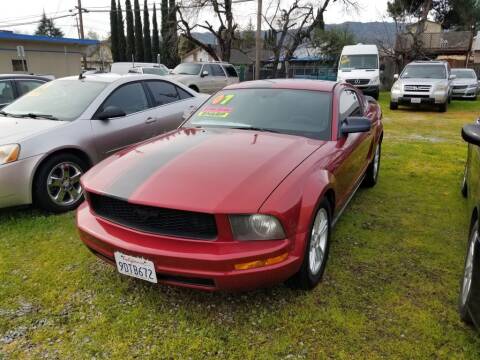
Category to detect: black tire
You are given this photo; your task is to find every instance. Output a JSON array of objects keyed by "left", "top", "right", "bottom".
[
  {"left": 373, "top": 90, "right": 379, "bottom": 101},
  {"left": 287, "top": 198, "right": 332, "bottom": 290},
  {"left": 462, "top": 166, "right": 468, "bottom": 198},
  {"left": 459, "top": 220, "right": 478, "bottom": 324},
  {"left": 363, "top": 142, "right": 381, "bottom": 187},
  {"left": 438, "top": 102, "right": 447, "bottom": 112},
  {"left": 33, "top": 153, "right": 88, "bottom": 213},
  {"left": 189, "top": 85, "right": 199, "bottom": 93},
  {"left": 390, "top": 101, "right": 398, "bottom": 110}
]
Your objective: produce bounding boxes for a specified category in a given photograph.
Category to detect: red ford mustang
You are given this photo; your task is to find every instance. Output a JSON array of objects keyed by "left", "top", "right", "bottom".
[{"left": 77, "top": 79, "right": 383, "bottom": 291}]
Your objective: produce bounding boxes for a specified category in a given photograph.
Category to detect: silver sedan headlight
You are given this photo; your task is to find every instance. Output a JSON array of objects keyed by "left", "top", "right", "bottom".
[
  {"left": 229, "top": 214, "right": 285, "bottom": 240},
  {"left": 0, "top": 144, "right": 20, "bottom": 165}
]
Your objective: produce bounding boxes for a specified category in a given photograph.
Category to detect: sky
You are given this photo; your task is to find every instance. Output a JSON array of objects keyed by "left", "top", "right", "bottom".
[{"left": 0, "top": 0, "right": 390, "bottom": 39}]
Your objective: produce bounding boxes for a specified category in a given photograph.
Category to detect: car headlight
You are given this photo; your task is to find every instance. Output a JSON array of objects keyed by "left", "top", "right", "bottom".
[
  {"left": 468, "top": 84, "right": 477, "bottom": 88},
  {"left": 0, "top": 144, "right": 20, "bottom": 165},
  {"left": 435, "top": 83, "right": 447, "bottom": 91},
  {"left": 391, "top": 82, "right": 401, "bottom": 91},
  {"left": 370, "top": 76, "right": 380, "bottom": 85},
  {"left": 229, "top": 214, "right": 285, "bottom": 240}
]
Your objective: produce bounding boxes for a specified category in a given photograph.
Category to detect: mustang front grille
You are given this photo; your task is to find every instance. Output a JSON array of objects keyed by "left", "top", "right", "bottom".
[{"left": 88, "top": 193, "right": 217, "bottom": 240}]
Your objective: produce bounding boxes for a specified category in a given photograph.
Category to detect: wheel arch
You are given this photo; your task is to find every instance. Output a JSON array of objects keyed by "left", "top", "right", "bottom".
[{"left": 30, "top": 148, "right": 93, "bottom": 202}]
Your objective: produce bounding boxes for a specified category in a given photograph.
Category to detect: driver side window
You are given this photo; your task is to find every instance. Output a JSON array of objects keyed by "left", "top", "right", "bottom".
[
  {"left": 339, "top": 89, "right": 363, "bottom": 122},
  {"left": 99, "top": 82, "right": 149, "bottom": 116}
]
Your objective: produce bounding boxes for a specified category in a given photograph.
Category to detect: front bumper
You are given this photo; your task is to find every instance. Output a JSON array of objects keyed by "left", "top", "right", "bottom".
[
  {"left": 77, "top": 202, "right": 304, "bottom": 291},
  {"left": 452, "top": 87, "right": 478, "bottom": 98},
  {"left": 391, "top": 90, "right": 448, "bottom": 105},
  {"left": 0, "top": 155, "right": 42, "bottom": 209}
]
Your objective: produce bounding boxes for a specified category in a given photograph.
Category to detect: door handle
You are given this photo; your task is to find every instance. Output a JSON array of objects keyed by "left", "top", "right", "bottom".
[{"left": 145, "top": 117, "right": 156, "bottom": 124}]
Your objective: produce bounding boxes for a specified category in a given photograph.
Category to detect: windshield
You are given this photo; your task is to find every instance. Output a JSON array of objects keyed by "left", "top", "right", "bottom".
[
  {"left": 184, "top": 89, "right": 332, "bottom": 140},
  {"left": 401, "top": 65, "right": 446, "bottom": 79},
  {"left": 339, "top": 55, "right": 378, "bottom": 70},
  {"left": 2, "top": 80, "right": 107, "bottom": 121},
  {"left": 142, "top": 67, "right": 169, "bottom": 75},
  {"left": 172, "top": 63, "right": 202, "bottom": 75},
  {"left": 451, "top": 69, "right": 477, "bottom": 79}
]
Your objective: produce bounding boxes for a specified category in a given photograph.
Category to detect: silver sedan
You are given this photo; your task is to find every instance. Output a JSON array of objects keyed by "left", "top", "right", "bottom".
[{"left": 0, "top": 73, "right": 208, "bottom": 212}]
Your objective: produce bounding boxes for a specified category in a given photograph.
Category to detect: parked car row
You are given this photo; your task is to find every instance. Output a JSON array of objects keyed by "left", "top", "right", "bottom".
[{"left": 0, "top": 74, "right": 51, "bottom": 109}]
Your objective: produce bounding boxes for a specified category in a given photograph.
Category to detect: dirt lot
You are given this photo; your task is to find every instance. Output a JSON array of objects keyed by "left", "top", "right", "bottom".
[{"left": 1, "top": 93, "right": 480, "bottom": 359}]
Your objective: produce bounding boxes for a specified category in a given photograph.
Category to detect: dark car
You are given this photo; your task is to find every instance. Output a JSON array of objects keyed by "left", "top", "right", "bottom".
[
  {"left": 460, "top": 122, "right": 480, "bottom": 329},
  {"left": 0, "top": 74, "right": 51, "bottom": 109}
]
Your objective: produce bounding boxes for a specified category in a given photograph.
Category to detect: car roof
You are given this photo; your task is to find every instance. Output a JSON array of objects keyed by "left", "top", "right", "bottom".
[
  {"left": 452, "top": 68, "right": 475, "bottom": 71},
  {"left": 408, "top": 61, "right": 446, "bottom": 65},
  {"left": 0, "top": 74, "right": 50, "bottom": 80},
  {"left": 186, "top": 62, "right": 232, "bottom": 66},
  {"left": 225, "top": 79, "right": 337, "bottom": 92}
]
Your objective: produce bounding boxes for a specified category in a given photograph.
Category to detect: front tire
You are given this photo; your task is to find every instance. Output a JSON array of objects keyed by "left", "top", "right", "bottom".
[
  {"left": 363, "top": 142, "right": 381, "bottom": 187},
  {"left": 287, "top": 198, "right": 331, "bottom": 290},
  {"left": 390, "top": 101, "right": 398, "bottom": 110},
  {"left": 459, "top": 220, "right": 479, "bottom": 324},
  {"left": 33, "top": 153, "right": 88, "bottom": 213},
  {"left": 438, "top": 101, "right": 447, "bottom": 112}
]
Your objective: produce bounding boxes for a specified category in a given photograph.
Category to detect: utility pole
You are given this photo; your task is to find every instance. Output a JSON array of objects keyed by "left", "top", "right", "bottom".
[
  {"left": 255, "top": 0, "right": 262, "bottom": 80},
  {"left": 76, "top": 0, "right": 87, "bottom": 70}
]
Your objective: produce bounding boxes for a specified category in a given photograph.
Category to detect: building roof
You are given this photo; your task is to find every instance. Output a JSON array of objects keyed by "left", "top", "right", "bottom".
[
  {"left": 226, "top": 79, "right": 337, "bottom": 92},
  {"left": 0, "top": 31, "right": 99, "bottom": 46}
]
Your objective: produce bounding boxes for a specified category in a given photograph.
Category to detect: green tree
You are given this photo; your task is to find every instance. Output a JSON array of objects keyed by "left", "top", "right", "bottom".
[
  {"left": 117, "top": 0, "right": 127, "bottom": 61},
  {"left": 110, "top": 0, "right": 119, "bottom": 61},
  {"left": 151, "top": 3, "right": 161, "bottom": 62},
  {"left": 167, "top": 0, "right": 180, "bottom": 67},
  {"left": 134, "top": 0, "right": 144, "bottom": 61},
  {"left": 161, "top": 0, "right": 169, "bottom": 64},
  {"left": 312, "top": 27, "right": 355, "bottom": 60},
  {"left": 35, "top": 11, "right": 64, "bottom": 37},
  {"left": 143, "top": 0, "right": 152, "bottom": 62},
  {"left": 125, "top": 0, "right": 135, "bottom": 62},
  {"left": 433, "top": 0, "right": 480, "bottom": 30},
  {"left": 242, "top": 18, "right": 255, "bottom": 49}
]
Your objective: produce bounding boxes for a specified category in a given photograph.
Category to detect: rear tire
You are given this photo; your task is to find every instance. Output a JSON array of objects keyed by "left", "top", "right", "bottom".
[
  {"left": 287, "top": 198, "right": 331, "bottom": 290},
  {"left": 459, "top": 220, "right": 478, "bottom": 324},
  {"left": 390, "top": 101, "right": 398, "bottom": 110},
  {"left": 33, "top": 153, "right": 88, "bottom": 213},
  {"left": 363, "top": 142, "right": 381, "bottom": 187}
]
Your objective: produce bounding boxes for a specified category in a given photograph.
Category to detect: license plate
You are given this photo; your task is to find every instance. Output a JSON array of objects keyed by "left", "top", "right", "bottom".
[
  {"left": 411, "top": 98, "right": 421, "bottom": 104},
  {"left": 114, "top": 252, "right": 157, "bottom": 283}
]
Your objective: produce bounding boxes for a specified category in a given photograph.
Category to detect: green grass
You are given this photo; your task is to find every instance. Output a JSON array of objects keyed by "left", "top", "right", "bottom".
[{"left": 2, "top": 93, "right": 480, "bottom": 359}]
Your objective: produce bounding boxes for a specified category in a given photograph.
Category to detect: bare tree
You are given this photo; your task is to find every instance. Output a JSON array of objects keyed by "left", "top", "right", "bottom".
[
  {"left": 177, "top": 0, "right": 237, "bottom": 61},
  {"left": 264, "top": 0, "right": 358, "bottom": 78}
]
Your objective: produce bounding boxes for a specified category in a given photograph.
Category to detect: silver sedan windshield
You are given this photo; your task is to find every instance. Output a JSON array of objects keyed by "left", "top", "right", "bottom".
[{"left": 2, "top": 80, "right": 108, "bottom": 121}]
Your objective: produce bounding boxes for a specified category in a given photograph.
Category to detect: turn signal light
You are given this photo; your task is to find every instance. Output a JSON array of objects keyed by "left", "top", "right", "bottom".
[{"left": 234, "top": 252, "right": 288, "bottom": 270}]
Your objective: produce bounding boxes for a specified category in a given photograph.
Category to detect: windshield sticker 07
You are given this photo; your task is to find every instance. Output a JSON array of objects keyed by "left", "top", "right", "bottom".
[
  {"left": 198, "top": 106, "right": 232, "bottom": 118},
  {"left": 211, "top": 94, "right": 235, "bottom": 105}
]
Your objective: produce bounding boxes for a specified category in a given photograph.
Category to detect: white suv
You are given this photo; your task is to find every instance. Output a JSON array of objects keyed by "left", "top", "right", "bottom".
[
  {"left": 167, "top": 62, "right": 239, "bottom": 94},
  {"left": 390, "top": 60, "right": 454, "bottom": 112}
]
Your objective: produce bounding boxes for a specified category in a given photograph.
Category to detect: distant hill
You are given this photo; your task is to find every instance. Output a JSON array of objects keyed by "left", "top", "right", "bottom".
[{"left": 192, "top": 21, "right": 399, "bottom": 48}]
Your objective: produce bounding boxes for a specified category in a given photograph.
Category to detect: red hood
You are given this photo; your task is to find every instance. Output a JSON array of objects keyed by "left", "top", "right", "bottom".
[{"left": 83, "top": 128, "right": 325, "bottom": 213}]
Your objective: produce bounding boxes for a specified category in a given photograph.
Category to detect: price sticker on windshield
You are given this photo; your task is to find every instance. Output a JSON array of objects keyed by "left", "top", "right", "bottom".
[
  {"left": 211, "top": 94, "right": 235, "bottom": 105},
  {"left": 198, "top": 106, "right": 232, "bottom": 118}
]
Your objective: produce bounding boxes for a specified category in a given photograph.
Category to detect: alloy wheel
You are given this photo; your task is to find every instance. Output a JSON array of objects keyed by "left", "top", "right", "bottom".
[
  {"left": 46, "top": 162, "right": 83, "bottom": 206},
  {"left": 461, "top": 229, "right": 477, "bottom": 306},
  {"left": 309, "top": 208, "right": 329, "bottom": 275}
]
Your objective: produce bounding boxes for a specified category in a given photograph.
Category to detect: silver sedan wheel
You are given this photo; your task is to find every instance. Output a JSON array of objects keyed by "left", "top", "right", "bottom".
[
  {"left": 461, "top": 229, "right": 477, "bottom": 307},
  {"left": 47, "top": 162, "right": 83, "bottom": 206},
  {"left": 373, "top": 144, "right": 380, "bottom": 179},
  {"left": 309, "top": 208, "right": 329, "bottom": 275}
]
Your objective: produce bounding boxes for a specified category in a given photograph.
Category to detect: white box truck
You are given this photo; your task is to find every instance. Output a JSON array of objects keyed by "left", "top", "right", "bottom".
[{"left": 336, "top": 44, "right": 381, "bottom": 99}]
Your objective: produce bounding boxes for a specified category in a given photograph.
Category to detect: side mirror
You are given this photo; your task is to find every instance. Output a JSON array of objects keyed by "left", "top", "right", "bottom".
[
  {"left": 449, "top": 74, "right": 457, "bottom": 80},
  {"left": 201, "top": 70, "right": 209, "bottom": 77},
  {"left": 393, "top": 74, "right": 399, "bottom": 80},
  {"left": 96, "top": 105, "right": 126, "bottom": 120},
  {"left": 182, "top": 105, "right": 197, "bottom": 120},
  {"left": 380, "top": 64, "right": 385, "bottom": 71},
  {"left": 341, "top": 116, "right": 371, "bottom": 135},
  {"left": 462, "top": 124, "right": 480, "bottom": 146}
]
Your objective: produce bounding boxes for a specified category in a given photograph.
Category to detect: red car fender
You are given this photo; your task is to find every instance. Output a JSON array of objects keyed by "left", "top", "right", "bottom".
[{"left": 259, "top": 157, "right": 334, "bottom": 260}]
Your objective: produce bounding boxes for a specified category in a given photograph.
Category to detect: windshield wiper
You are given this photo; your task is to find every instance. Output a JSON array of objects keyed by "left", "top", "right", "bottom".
[
  {"left": 231, "top": 126, "right": 280, "bottom": 134},
  {"left": 14, "top": 113, "right": 59, "bottom": 120}
]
